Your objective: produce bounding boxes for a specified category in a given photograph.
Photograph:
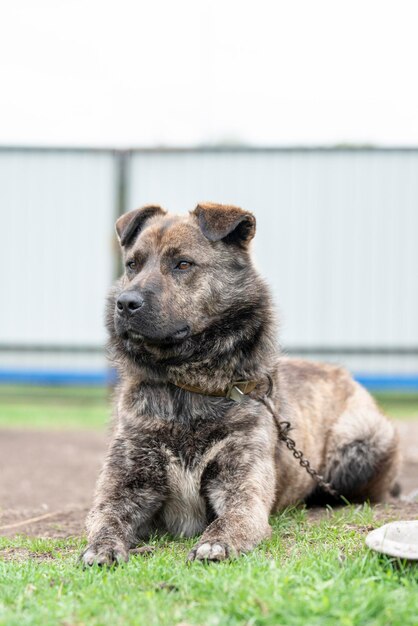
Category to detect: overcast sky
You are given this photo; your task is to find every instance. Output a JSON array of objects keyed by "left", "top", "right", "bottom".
[{"left": 1, "top": 0, "right": 418, "bottom": 147}]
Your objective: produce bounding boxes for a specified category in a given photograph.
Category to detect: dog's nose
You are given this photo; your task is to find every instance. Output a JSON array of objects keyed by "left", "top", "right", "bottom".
[{"left": 116, "top": 291, "right": 144, "bottom": 315}]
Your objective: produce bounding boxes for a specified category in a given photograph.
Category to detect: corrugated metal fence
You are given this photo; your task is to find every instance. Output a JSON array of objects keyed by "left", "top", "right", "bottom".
[{"left": 1, "top": 147, "right": 417, "bottom": 388}]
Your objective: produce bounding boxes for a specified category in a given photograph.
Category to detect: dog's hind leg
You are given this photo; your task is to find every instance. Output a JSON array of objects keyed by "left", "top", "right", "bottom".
[{"left": 307, "top": 383, "right": 401, "bottom": 505}]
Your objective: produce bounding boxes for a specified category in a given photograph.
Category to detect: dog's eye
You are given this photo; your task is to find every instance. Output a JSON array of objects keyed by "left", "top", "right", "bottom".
[
  {"left": 175, "top": 261, "right": 193, "bottom": 271},
  {"left": 126, "top": 260, "right": 137, "bottom": 271}
]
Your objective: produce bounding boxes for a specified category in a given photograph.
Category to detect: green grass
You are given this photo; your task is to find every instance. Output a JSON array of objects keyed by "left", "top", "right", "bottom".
[
  {"left": 0, "top": 386, "right": 417, "bottom": 430},
  {"left": 0, "top": 386, "right": 109, "bottom": 429},
  {"left": 1, "top": 505, "right": 417, "bottom": 626},
  {"left": 0, "top": 401, "right": 109, "bottom": 430},
  {"left": 374, "top": 392, "right": 418, "bottom": 420}
]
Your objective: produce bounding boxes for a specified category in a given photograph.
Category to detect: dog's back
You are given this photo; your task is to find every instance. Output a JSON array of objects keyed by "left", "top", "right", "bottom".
[{"left": 273, "top": 357, "right": 400, "bottom": 507}]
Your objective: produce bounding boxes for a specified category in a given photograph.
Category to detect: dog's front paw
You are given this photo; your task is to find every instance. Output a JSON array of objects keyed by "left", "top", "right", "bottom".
[
  {"left": 81, "top": 542, "right": 129, "bottom": 567},
  {"left": 187, "top": 541, "right": 234, "bottom": 563}
]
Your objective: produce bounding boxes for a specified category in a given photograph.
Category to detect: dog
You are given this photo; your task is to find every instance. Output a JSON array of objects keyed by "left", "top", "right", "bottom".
[{"left": 82, "top": 202, "right": 400, "bottom": 565}]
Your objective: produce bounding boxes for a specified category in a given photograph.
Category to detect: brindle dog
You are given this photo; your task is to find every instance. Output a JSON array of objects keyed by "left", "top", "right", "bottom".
[{"left": 82, "top": 203, "right": 400, "bottom": 566}]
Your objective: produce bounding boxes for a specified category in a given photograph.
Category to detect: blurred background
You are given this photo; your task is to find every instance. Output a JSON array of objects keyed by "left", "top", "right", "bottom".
[{"left": 1, "top": 0, "right": 417, "bottom": 427}]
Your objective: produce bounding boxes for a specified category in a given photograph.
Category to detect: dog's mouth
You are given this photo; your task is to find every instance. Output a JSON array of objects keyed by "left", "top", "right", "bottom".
[{"left": 124, "top": 325, "right": 191, "bottom": 347}]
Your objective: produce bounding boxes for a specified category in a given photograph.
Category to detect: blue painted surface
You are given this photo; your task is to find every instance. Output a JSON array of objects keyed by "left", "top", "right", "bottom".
[
  {"left": 0, "top": 369, "right": 116, "bottom": 386},
  {"left": 354, "top": 374, "right": 418, "bottom": 391},
  {"left": 0, "top": 369, "right": 417, "bottom": 391}
]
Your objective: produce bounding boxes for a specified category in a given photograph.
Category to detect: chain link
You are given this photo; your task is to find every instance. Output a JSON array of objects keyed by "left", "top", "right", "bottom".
[{"left": 258, "top": 395, "right": 340, "bottom": 499}]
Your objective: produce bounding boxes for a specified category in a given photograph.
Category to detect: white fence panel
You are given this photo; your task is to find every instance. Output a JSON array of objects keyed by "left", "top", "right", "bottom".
[
  {"left": 1, "top": 148, "right": 417, "bottom": 381},
  {"left": 0, "top": 150, "right": 116, "bottom": 348},
  {"left": 129, "top": 150, "right": 418, "bottom": 353}
]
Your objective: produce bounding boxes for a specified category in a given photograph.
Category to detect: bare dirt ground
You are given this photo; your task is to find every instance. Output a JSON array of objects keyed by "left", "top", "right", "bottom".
[{"left": 0, "top": 422, "right": 417, "bottom": 539}]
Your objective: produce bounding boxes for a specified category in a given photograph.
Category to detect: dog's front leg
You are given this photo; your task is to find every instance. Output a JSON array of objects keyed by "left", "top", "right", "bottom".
[
  {"left": 188, "top": 446, "right": 275, "bottom": 562},
  {"left": 81, "top": 436, "right": 167, "bottom": 567}
]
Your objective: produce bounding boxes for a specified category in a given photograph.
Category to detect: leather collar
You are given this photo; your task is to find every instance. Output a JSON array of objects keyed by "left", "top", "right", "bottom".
[{"left": 172, "top": 379, "right": 258, "bottom": 402}]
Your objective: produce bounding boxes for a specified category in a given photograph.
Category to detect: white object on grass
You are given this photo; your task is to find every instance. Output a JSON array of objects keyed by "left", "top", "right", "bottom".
[{"left": 366, "top": 521, "right": 418, "bottom": 559}]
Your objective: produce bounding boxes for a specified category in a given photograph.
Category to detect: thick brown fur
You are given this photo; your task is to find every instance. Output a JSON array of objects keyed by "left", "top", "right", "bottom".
[{"left": 82, "top": 202, "right": 400, "bottom": 566}]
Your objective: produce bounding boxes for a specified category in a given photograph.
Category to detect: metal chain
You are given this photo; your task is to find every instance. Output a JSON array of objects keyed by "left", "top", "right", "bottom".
[{"left": 258, "top": 395, "right": 340, "bottom": 499}]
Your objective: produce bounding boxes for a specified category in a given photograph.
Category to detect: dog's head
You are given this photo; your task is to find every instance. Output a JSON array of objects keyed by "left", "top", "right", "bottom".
[{"left": 110, "top": 202, "right": 259, "bottom": 355}]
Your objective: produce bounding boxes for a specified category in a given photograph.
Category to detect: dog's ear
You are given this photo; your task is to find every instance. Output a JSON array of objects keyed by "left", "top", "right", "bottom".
[
  {"left": 192, "top": 203, "right": 256, "bottom": 247},
  {"left": 115, "top": 205, "right": 166, "bottom": 247}
]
